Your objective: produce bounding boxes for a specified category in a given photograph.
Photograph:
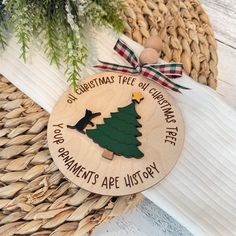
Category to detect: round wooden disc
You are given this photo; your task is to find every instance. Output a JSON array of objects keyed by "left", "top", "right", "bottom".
[{"left": 47, "top": 72, "right": 185, "bottom": 196}]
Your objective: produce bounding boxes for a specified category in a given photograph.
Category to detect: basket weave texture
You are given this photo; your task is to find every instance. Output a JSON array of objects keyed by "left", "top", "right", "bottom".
[
  {"left": 123, "top": 0, "right": 218, "bottom": 89},
  {"left": 0, "top": 76, "right": 141, "bottom": 235},
  {"left": 0, "top": 1, "right": 218, "bottom": 235}
]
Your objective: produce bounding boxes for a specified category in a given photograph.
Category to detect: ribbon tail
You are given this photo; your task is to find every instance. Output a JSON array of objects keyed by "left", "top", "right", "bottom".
[
  {"left": 142, "top": 66, "right": 190, "bottom": 92},
  {"left": 114, "top": 39, "right": 140, "bottom": 67},
  {"left": 147, "top": 63, "right": 183, "bottom": 79}
]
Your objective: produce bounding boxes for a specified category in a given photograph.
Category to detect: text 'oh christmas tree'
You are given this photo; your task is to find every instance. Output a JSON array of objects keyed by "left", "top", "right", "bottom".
[{"left": 86, "top": 92, "right": 144, "bottom": 160}]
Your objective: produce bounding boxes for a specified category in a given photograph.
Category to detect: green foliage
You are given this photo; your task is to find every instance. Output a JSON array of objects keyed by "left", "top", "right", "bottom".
[
  {"left": 0, "top": 2, "right": 7, "bottom": 49},
  {"left": 92, "top": 0, "right": 125, "bottom": 32},
  {"left": 0, "top": 0, "right": 124, "bottom": 88},
  {"left": 63, "top": 28, "right": 88, "bottom": 88},
  {"left": 5, "top": 0, "right": 33, "bottom": 61}
]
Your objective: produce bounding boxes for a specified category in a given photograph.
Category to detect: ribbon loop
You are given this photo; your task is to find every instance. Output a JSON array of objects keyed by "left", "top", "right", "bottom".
[
  {"left": 95, "top": 39, "right": 189, "bottom": 93},
  {"left": 114, "top": 39, "right": 139, "bottom": 68}
]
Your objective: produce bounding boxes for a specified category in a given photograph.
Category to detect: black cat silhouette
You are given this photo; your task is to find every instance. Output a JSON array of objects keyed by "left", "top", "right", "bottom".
[{"left": 67, "top": 109, "right": 101, "bottom": 134}]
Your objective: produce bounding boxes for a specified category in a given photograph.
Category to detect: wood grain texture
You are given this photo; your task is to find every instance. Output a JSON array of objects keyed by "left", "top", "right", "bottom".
[
  {"left": 94, "top": 198, "right": 192, "bottom": 236},
  {"left": 1, "top": 1, "right": 235, "bottom": 234},
  {"left": 47, "top": 72, "right": 184, "bottom": 196},
  {"left": 217, "top": 42, "right": 236, "bottom": 109},
  {"left": 201, "top": 0, "right": 236, "bottom": 48},
  {"left": 201, "top": 0, "right": 236, "bottom": 109},
  {"left": 1, "top": 1, "right": 235, "bottom": 235}
]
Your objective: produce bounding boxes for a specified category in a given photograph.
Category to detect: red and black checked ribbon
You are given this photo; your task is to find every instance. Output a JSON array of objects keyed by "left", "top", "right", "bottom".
[{"left": 95, "top": 39, "right": 189, "bottom": 93}]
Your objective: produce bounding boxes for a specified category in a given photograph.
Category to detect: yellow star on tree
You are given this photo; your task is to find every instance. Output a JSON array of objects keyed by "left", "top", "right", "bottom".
[{"left": 132, "top": 91, "right": 144, "bottom": 103}]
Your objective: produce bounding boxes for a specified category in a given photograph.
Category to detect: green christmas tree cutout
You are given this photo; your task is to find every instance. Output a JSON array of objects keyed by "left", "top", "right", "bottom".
[{"left": 86, "top": 92, "right": 144, "bottom": 160}]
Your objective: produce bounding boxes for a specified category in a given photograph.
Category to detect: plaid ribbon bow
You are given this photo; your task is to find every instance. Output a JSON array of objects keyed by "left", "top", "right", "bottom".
[{"left": 95, "top": 39, "right": 189, "bottom": 93}]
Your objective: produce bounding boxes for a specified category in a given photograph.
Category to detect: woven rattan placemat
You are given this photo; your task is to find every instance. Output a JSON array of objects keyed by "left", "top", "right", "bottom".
[
  {"left": 0, "top": 1, "right": 218, "bottom": 235},
  {"left": 0, "top": 75, "right": 142, "bottom": 235},
  {"left": 123, "top": 0, "right": 218, "bottom": 89}
]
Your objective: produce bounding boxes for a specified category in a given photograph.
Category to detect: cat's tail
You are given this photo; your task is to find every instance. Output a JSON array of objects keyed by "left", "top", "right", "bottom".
[{"left": 67, "top": 125, "right": 75, "bottom": 129}]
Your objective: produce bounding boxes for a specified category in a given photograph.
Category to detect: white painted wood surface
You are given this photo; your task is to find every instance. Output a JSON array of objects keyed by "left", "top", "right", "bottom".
[
  {"left": 0, "top": 1, "right": 236, "bottom": 235},
  {"left": 201, "top": 0, "right": 236, "bottom": 109},
  {"left": 94, "top": 198, "right": 191, "bottom": 236}
]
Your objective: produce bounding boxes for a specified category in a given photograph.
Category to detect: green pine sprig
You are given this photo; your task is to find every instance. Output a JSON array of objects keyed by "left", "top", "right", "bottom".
[
  {"left": 63, "top": 27, "right": 88, "bottom": 88},
  {"left": 0, "top": 2, "right": 7, "bottom": 49},
  {"left": 92, "top": 0, "right": 125, "bottom": 32},
  {"left": 5, "top": 0, "right": 33, "bottom": 61},
  {"left": 0, "top": 0, "right": 125, "bottom": 88}
]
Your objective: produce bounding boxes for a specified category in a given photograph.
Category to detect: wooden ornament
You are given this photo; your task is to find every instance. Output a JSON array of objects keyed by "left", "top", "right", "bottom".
[
  {"left": 139, "top": 48, "right": 160, "bottom": 65},
  {"left": 47, "top": 72, "right": 185, "bottom": 196},
  {"left": 144, "top": 35, "right": 163, "bottom": 52}
]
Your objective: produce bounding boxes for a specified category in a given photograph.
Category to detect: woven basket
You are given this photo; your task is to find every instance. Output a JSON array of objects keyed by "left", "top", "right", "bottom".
[
  {"left": 123, "top": 0, "right": 218, "bottom": 89},
  {"left": 0, "top": 1, "right": 218, "bottom": 235}
]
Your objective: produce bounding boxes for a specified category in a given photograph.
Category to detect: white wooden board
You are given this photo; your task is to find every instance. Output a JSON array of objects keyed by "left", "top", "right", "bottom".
[
  {"left": 0, "top": 0, "right": 236, "bottom": 234},
  {"left": 201, "top": 0, "right": 236, "bottom": 48},
  {"left": 202, "top": 0, "right": 236, "bottom": 109}
]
